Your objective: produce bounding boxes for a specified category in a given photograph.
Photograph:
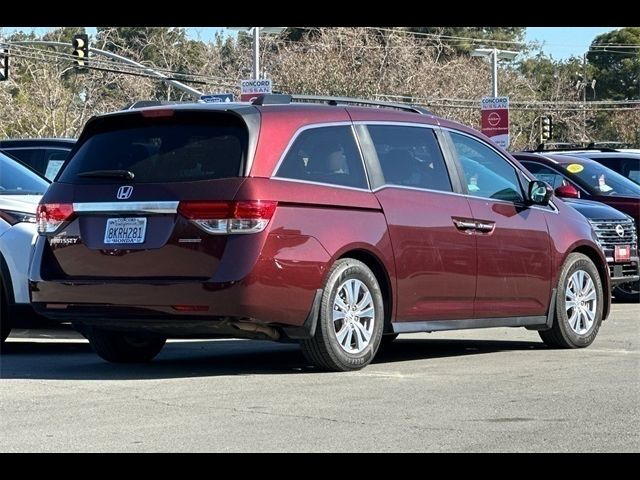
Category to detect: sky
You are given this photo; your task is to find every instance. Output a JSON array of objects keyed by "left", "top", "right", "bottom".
[
  {"left": 524, "top": 27, "right": 619, "bottom": 59},
  {"left": 1, "top": 27, "right": 622, "bottom": 60}
]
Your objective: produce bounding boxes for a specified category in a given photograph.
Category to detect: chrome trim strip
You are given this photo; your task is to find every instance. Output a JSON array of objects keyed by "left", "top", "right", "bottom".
[
  {"left": 72, "top": 201, "right": 179, "bottom": 214},
  {"left": 372, "top": 184, "right": 463, "bottom": 197},
  {"left": 269, "top": 177, "right": 371, "bottom": 193}
]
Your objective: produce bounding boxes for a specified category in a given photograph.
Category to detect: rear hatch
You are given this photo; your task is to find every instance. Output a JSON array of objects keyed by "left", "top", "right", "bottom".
[{"left": 38, "top": 109, "right": 253, "bottom": 279}]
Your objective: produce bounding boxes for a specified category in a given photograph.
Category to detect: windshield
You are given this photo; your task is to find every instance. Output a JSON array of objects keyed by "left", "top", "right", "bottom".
[
  {"left": 561, "top": 160, "right": 640, "bottom": 197},
  {"left": 0, "top": 152, "right": 50, "bottom": 195}
]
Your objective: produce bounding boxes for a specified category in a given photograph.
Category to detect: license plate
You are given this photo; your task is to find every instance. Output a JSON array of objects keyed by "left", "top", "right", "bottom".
[
  {"left": 104, "top": 217, "right": 147, "bottom": 245},
  {"left": 614, "top": 245, "right": 631, "bottom": 263}
]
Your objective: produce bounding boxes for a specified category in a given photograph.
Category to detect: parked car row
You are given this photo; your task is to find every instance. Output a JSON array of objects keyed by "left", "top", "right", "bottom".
[
  {"left": 512, "top": 152, "right": 640, "bottom": 302},
  {"left": 1, "top": 95, "right": 639, "bottom": 372}
]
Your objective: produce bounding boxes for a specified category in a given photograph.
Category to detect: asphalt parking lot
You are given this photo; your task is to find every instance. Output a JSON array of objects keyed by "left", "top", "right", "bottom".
[{"left": 1, "top": 302, "right": 638, "bottom": 452}]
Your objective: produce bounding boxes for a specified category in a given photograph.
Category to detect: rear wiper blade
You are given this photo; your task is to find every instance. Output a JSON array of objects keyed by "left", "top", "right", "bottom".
[{"left": 77, "top": 170, "right": 135, "bottom": 179}]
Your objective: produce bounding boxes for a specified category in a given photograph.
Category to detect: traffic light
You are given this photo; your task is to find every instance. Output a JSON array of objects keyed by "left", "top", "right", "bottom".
[
  {"left": 0, "top": 48, "right": 8, "bottom": 82},
  {"left": 540, "top": 115, "right": 553, "bottom": 142},
  {"left": 71, "top": 34, "right": 89, "bottom": 70}
]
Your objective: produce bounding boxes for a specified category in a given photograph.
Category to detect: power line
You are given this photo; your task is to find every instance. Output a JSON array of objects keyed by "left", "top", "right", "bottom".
[{"left": 7, "top": 43, "right": 242, "bottom": 86}]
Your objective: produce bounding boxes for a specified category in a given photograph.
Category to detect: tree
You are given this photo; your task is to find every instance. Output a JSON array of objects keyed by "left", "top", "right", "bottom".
[
  {"left": 587, "top": 27, "right": 640, "bottom": 100},
  {"left": 283, "top": 27, "right": 526, "bottom": 57}
]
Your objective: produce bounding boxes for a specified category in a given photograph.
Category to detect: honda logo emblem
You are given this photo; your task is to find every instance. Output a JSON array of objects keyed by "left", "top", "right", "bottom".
[
  {"left": 615, "top": 224, "right": 625, "bottom": 237},
  {"left": 116, "top": 186, "right": 133, "bottom": 200}
]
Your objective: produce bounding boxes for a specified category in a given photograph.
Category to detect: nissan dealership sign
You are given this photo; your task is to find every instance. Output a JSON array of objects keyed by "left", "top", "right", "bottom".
[
  {"left": 240, "top": 79, "right": 273, "bottom": 101},
  {"left": 481, "top": 96, "right": 509, "bottom": 149}
]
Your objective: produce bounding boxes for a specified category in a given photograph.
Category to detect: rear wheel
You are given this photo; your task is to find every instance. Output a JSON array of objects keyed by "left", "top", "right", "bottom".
[
  {"left": 539, "top": 253, "right": 603, "bottom": 349},
  {"left": 301, "top": 259, "right": 384, "bottom": 371},
  {"left": 86, "top": 328, "right": 166, "bottom": 363},
  {"left": 613, "top": 281, "right": 640, "bottom": 303}
]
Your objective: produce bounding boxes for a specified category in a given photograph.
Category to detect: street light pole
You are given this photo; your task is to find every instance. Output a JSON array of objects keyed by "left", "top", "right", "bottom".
[
  {"left": 253, "top": 27, "right": 260, "bottom": 80},
  {"left": 491, "top": 48, "right": 498, "bottom": 97},
  {"left": 229, "top": 27, "right": 286, "bottom": 81},
  {"left": 470, "top": 47, "right": 518, "bottom": 97}
]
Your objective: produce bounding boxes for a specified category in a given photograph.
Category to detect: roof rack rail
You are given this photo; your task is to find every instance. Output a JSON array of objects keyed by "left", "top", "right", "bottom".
[
  {"left": 250, "top": 93, "right": 433, "bottom": 115},
  {"left": 292, "top": 94, "right": 433, "bottom": 115}
]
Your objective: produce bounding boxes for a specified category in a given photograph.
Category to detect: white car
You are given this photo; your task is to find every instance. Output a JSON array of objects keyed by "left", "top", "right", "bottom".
[{"left": 0, "top": 152, "right": 50, "bottom": 343}]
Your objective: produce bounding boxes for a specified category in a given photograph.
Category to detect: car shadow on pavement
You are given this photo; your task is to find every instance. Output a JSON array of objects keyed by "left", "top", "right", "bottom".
[{"left": 0, "top": 336, "right": 545, "bottom": 381}]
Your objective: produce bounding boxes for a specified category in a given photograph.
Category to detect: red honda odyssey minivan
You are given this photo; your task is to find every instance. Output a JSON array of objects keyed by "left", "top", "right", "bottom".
[{"left": 29, "top": 95, "right": 610, "bottom": 371}]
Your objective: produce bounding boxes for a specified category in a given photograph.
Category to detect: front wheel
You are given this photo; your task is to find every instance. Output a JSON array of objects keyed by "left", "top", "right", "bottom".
[
  {"left": 539, "top": 253, "right": 604, "bottom": 349},
  {"left": 86, "top": 328, "right": 166, "bottom": 363},
  {"left": 301, "top": 259, "right": 384, "bottom": 371}
]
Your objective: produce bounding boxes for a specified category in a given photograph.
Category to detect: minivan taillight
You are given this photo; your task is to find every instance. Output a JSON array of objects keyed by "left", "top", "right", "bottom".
[
  {"left": 178, "top": 200, "right": 277, "bottom": 234},
  {"left": 36, "top": 203, "right": 75, "bottom": 234}
]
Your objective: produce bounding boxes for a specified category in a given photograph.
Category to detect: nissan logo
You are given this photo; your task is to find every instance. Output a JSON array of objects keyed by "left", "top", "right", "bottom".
[
  {"left": 615, "top": 224, "right": 625, "bottom": 237},
  {"left": 116, "top": 186, "right": 133, "bottom": 200}
]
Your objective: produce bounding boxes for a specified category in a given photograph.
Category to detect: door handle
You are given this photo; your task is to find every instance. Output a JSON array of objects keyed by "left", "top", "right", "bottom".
[
  {"left": 474, "top": 221, "right": 496, "bottom": 233},
  {"left": 453, "top": 218, "right": 477, "bottom": 230},
  {"left": 452, "top": 218, "right": 496, "bottom": 234}
]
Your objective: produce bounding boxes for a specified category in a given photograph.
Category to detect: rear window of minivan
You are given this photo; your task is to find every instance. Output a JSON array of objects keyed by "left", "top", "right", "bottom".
[{"left": 58, "top": 111, "right": 248, "bottom": 184}]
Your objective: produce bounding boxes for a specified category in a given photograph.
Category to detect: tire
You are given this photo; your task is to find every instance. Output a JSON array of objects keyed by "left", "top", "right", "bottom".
[
  {"left": 300, "top": 258, "right": 384, "bottom": 371},
  {"left": 539, "top": 253, "right": 604, "bottom": 349},
  {"left": 86, "top": 327, "right": 166, "bottom": 363},
  {"left": 1, "top": 276, "right": 10, "bottom": 345},
  {"left": 613, "top": 281, "right": 640, "bottom": 303}
]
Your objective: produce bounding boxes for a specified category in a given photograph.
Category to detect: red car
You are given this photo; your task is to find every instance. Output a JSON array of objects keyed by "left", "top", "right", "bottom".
[{"left": 29, "top": 95, "right": 610, "bottom": 371}]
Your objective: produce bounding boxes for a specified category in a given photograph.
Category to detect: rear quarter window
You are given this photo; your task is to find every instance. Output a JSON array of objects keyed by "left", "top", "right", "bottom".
[
  {"left": 275, "top": 125, "right": 368, "bottom": 189},
  {"left": 59, "top": 112, "right": 248, "bottom": 184}
]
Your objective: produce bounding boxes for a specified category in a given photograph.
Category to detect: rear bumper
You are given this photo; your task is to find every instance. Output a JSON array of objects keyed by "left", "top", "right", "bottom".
[
  {"left": 29, "top": 231, "right": 330, "bottom": 335},
  {"left": 30, "top": 278, "right": 319, "bottom": 332}
]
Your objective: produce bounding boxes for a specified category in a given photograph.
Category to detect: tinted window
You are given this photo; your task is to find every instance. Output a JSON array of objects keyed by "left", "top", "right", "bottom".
[
  {"left": 59, "top": 113, "right": 247, "bottom": 184},
  {"left": 367, "top": 125, "right": 452, "bottom": 192},
  {"left": 558, "top": 160, "right": 640, "bottom": 196},
  {"left": 595, "top": 156, "right": 640, "bottom": 185},
  {"left": 2, "top": 148, "right": 44, "bottom": 173},
  {"left": 520, "top": 162, "right": 568, "bottom": 189},
  {"left": 276, "top": 126, "right": 368, "bottom": 189},
  {"left": 450, "top": 132, "right": 523, "bottom": 202},
  {"left": 0, "top": 152, "right": 50, "bottom": 194}
]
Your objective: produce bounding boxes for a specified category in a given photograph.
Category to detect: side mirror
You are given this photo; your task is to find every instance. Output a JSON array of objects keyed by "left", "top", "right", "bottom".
[
  {"left": 528, "top": 180, "right": 553, "bottom": 206},
  {"left": 554, "top": 184, "right": 580, "bottom": 199}
]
